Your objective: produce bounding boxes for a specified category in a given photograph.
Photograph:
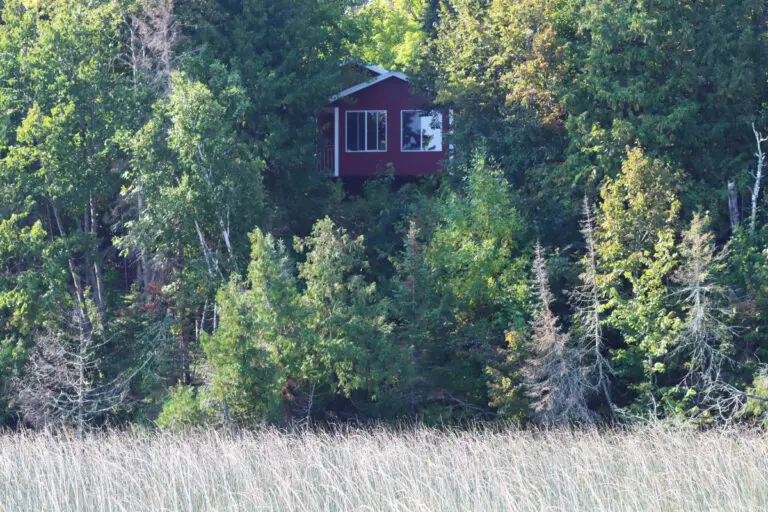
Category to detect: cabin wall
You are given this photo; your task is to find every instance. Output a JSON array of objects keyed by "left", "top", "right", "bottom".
[{"left": 330, "top": 79, "right": 448, "bottom": 177}]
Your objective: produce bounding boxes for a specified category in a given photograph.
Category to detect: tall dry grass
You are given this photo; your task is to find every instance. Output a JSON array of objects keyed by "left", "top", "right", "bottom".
[{"left": 0, "top": 425, "right": 766, "bottom": 511}]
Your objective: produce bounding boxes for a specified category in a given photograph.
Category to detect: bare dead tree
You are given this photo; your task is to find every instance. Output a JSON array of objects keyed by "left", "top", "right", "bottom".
[
  {"left": 121, "top": 0, "right": 181, "bottom": 292},
  {"left": 13, "top": 302, "right": 129, "bottom": 439},
  {"left": 750, "top": 123, "right": 768, "bottom": 237},
  {"left": 671, "top": 213, "right": 742, "bottom": 422},
  {"left": 129, "top": 0, "right": 179, "bottom": 91},
  {"left": 570, "top": 196, "right": 616, "bottom": 412},
  {"left": 12, "top": 296, "right": 156, "bottom": 438},
  {"left": 524, "top": 242, "right": 595, "bottom": 427}
]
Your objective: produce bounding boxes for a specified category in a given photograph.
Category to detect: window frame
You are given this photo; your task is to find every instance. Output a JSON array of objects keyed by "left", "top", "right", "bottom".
[
  {"left": 345, "top": 110, "right": 388, "bottom": 153},
  {"left": 400, "top": 110, "right": 444, "bottom": 153}
]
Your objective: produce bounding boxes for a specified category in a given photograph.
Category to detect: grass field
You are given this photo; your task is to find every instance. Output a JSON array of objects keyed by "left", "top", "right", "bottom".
[{"left": 0, "top": 426, "right": 766, "bottom": 511}]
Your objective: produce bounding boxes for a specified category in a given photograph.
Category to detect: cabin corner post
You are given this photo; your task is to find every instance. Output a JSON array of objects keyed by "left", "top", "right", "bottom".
[
  {"left": 334, "top": 107, "right": 340, "bottom": 177},
  {"left": 449, "top": 109, "right": 455, "bottom": 161}
]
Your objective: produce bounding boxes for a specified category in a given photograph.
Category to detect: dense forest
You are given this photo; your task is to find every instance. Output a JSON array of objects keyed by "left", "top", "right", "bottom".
[{"left": 1, "top": 0, "right": 768, "bottom": 433}]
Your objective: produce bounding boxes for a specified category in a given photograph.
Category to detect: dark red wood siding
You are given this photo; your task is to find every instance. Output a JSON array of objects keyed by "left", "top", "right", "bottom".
[{"left": 328, "top": 78, "right": 448, "bottom": 177}]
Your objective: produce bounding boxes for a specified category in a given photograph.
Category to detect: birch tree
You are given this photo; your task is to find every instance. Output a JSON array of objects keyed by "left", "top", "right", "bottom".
[
  {"left": 0, "top": 0, "right": 132, "bottom": 334},
  {"left": 750, "top": 123, "right": 768, "bottom": 237},
  {"left": 123, "top": 0, "right": 181, "bottom": 290}
]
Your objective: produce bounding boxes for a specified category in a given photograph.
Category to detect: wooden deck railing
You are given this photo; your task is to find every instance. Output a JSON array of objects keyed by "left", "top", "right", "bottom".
[{"left": 319, "top": 144, "right": 334, "bottom": 172}]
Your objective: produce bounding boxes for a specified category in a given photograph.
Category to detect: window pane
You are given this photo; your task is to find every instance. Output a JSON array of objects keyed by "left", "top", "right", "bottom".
[
  {"left": 347, "top": 112, "right": 359, "bottom": 151},
  {"left": 366, "top": 112, "right": 377, "bottom": 151},
  {"left": 402, "top": 111, "right": 420, "bottom": 151},
  {"left": 421, "top": 112, "right": 442, "bottom": 151},
  {"left": 357, "top": 112, "right": 365, "bottom": 151},
  {"left": 378, "top": 112, "right": 387, "bottom": 151}
]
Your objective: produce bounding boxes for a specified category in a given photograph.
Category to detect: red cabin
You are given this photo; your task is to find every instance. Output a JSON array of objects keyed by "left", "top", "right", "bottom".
[{"left": 319, "top": 65, "right": 449, "bottom": 177}]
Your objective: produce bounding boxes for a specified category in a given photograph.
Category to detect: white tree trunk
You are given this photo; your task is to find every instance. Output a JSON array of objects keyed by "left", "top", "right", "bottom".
[{"left": 750, "top": 123, "right": 767, "bottom": 237}]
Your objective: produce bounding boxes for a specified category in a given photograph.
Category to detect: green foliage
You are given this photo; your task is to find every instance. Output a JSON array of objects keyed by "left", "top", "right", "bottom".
[
  {"left": 203, "top": 220, "right": 409, "bottom": 423},
  {"left": 0, "top": 0, "right": 135, "bottom": 425},
  {"left": 177, "top": 0, "right": 360, "bottom": 234},
  {"left": 429, "top": 153, "right": 528, "bottom": 326},
  {"left": 564, "top": 0, "right": 768, "bottom": 231},
  {"left": 723, "top": 229, "right": 768, "bottom": 363},
  {"left": 596, "top": 147, "right": 683, "bottom": 407},
  {"left": 485, "top": 331, "right": 526, "bottom": 420},
  {"left": 349, "top": 0, "right": 426, "bottom": 71},
  {"left": 202, "top": 229, "right": 296, "bottom": 424},
  {"left": 422, "top": 154, "right": 531, "bottom": 419},
  {"left": 156, "top": 384, "right": 208, "bottom": 430},
  {"left": 121, "top": 72, "right": 264, "bottom": 278},
  {"left": 420, "top": 0, "right": 576, "bottom": 245},
  {"left": 296, "top": 217, "right": 404, "bottom": 403},
  {"left": 744, "top": 373, "right": 768, "bottom": 426}
]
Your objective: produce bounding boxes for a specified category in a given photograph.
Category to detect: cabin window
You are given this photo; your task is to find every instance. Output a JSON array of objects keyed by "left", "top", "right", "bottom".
[
  {"left": 401, "top": 111, "right": 443, "bottom": 152},
  {"left": 346, "top": 111, "right": 387, "bottom": 152}
]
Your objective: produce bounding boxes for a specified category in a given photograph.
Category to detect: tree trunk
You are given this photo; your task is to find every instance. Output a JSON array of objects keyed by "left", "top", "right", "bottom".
[
  {"left": 137, "top": 192, "right": 151, "bottom": 289},
  {"left": 51, "top": 199, "right": 93, "bottom": 339},
  {"left": 728, "top": 180, "right": 740, "bottom": 235},
  {"left": 750, "top": 124, "right": 766, "bottom": 237},
  {"left": 89, "top": 195, "right": 107, "bottom": 328},
  {"left": 76, "top": 317, "right": 87, "bottom": 441}
]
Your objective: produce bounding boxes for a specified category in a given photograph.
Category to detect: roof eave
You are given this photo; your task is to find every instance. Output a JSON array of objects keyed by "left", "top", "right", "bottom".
[{"left": 330, "top": 71, "right": 409, "bottom": 103}]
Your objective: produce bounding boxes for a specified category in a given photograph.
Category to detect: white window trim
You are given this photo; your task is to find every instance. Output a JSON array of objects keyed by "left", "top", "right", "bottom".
[
  {"left": 345, "top": 110, "right": 388, "bottom": 153},
  {"left": 334, "top": 107, "right": 340, "bottom": 177},
  {"left": 400, "top": 110, "right": 443, "bottom": 152}
]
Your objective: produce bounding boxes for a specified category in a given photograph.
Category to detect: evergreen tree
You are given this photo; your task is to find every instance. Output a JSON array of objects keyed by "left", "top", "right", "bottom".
[
  {"left": 295, "top": 217, "right": 406, "bottom": 418},
  {"left": 565, "top": 0, "right": 768, "bottom": 231},
  {"left": 596, "top": 147, "right": 683, "bottom": 412},
  {"left": 200, "top": 228, "right": 296, "bottom": 425}
]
